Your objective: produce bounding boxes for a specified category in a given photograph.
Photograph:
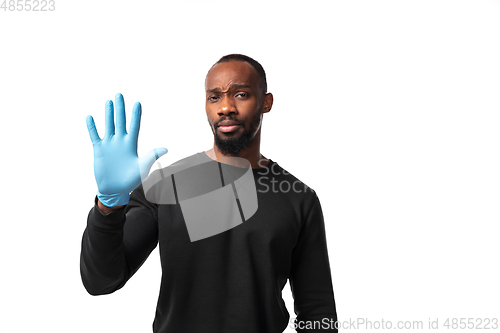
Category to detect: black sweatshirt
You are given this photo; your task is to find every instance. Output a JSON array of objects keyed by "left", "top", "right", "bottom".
[{"left": 80, "top": 152, "right": 337, "bottom": 332}]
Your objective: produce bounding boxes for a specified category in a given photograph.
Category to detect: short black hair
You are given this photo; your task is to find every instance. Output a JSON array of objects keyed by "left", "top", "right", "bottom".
[{"left": 208, "top": 54, "right": 267, "bottom": 97}]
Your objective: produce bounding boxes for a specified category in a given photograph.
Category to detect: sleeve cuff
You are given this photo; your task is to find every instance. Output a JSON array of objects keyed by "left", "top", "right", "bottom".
[{"left": 89, "top": 196, "right": 127, "bottom": 230}]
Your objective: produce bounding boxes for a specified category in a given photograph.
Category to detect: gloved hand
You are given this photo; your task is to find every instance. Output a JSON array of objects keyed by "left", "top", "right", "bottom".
[{"left": 86, "top": 93, "right": 168, "bottom": 207}]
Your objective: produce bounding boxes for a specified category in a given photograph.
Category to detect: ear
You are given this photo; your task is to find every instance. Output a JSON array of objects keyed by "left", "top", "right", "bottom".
[{"left": 262, "top": 93, "right": 273, "bottom": 114}]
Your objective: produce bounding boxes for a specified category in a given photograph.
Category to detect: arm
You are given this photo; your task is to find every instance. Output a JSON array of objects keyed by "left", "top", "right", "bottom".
[
  {"left": 289, "top": 193, "right": 338, "bottom": 332},
  {"left": 81, "top": 93, "right": 167, "bottom": 295},
  {"left": 80, "top": 184, "right": 158, "bottom": 295}
]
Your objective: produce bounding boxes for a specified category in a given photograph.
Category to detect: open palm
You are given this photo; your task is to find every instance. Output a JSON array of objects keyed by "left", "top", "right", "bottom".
[{"left": 86, "top": 93, "right": 167, "bottom": 206}]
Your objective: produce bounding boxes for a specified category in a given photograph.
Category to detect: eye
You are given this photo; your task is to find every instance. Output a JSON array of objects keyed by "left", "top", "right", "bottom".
[
  {"left": 236, "top": 92, "right": 248, "bottom": 98},
  {"left": 207, "top": 95, "right": 220, "bottom": 102}
]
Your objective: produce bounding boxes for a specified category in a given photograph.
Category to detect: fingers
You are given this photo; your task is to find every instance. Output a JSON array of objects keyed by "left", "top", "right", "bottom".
[
  {"left": 104, "top": 100, "right": 115, "bottom": 138},
  {"left": 129, "top": 102, "right": 142, "bottom": 140},
  {"left": 86, "top": 115, "right": 101, "bottom": 144},
  {"left": 115, "top": 93, "right": 127, "bottom": 135}
]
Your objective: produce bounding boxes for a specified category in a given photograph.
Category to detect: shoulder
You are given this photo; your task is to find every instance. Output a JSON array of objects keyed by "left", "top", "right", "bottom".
[
  {"left": 255, "top": 161, "right": 317, "bottom": 196},
  {"left": 141, "top": 152, "right": 209, "bottom": 204},
  {"left": 255, "top": 161, "right": 320, "bottom": 217}
]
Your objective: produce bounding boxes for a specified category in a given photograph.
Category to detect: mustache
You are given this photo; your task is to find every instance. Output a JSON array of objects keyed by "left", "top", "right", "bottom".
[{"left": 215, "top": 117, "right": 242, "bottom": 127}]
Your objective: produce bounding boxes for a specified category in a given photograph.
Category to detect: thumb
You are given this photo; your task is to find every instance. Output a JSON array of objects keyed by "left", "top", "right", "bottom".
[
  {"left": 152, "top": 147, "right": 168, "bottom": 161},
  {"left": 139, "top": 147, "right": 168, "bottom": 176}
]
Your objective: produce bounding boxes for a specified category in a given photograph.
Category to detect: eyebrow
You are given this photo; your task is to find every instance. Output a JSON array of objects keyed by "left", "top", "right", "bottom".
[{"left": 206, "top": 84, "right": 252, "bottom": 93}]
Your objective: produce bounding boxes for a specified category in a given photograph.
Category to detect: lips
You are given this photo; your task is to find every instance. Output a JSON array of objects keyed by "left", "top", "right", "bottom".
[
  {"left": 218, "top": 125, "right": 240, "bottom": 133},
  {"left": 217, "top": 120, "right": 241, "bottom": 133}
]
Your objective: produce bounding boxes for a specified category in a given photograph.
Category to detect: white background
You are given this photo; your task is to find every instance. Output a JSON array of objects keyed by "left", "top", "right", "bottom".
[{"left": 1, "top": 0, "right": 499, "bottom": 332}]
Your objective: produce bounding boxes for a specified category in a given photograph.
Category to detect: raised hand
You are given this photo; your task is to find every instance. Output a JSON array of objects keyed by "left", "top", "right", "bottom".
[{"left": 86, "top": 93, "right": 168, "bottom": 207}]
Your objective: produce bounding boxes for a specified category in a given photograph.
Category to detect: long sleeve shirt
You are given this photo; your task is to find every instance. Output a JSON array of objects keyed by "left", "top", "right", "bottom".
[{"left": 80, "top": 152, "right": 337, "bottom": 333}]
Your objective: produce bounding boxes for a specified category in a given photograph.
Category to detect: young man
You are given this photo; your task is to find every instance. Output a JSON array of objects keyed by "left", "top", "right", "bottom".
[{"left": 82, "top": 54, "right": 338, "bottom": 332}]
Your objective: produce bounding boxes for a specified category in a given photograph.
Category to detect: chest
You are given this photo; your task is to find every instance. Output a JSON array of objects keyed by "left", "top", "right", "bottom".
[{"left": 156, "top": 189, "right": 303, "bottom": 252}]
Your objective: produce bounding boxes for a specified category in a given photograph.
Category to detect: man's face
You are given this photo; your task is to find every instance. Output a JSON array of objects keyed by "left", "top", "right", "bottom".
[{"left": 205, "top": 60, "right": 264, "bottom": 156}]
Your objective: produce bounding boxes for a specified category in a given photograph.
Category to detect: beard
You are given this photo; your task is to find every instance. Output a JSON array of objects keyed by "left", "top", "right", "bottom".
[{"left": 209, "top": 107, "right": 262, "bottom": 156}]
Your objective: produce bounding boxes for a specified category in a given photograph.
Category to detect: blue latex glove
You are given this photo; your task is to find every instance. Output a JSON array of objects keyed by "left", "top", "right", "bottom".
[{"left": 86, "top": 93, "right": 168, "bottom": 207}]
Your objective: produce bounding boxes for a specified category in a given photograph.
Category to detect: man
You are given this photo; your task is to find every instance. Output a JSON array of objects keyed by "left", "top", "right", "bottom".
[{"left": 81, "top": 54, "right": 338, "bottom": 332}]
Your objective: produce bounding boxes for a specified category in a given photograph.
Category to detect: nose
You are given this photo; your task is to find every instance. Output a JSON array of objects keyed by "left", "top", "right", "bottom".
[{"left": 218, "top": 96, "right": 237, "bottom": 116}]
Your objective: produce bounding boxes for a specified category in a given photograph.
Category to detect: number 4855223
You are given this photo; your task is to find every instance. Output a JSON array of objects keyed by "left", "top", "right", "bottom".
[{"left": 1, "top": 0, "right": 55, "bottom": 11}]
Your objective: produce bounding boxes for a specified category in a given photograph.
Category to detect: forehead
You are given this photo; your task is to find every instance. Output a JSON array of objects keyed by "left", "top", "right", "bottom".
[{"left": 206, "top": 60, "right": 259, "bottom": 90}]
